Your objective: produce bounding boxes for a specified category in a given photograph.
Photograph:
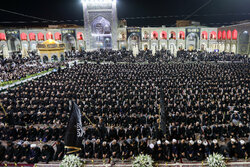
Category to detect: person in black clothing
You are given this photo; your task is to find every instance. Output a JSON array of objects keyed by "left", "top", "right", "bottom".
[
  {"left": 138, "top": 139, "right": 147, "bottom": 155},
  {"left": 163, "top": 140, "right": 172, "bottom": 161},
  {"left": 84, "top": 140, "right": 93, "bottom": 158},
  {"left": 246, "top": 140, "right": 250, "bottom": 158},
  {"left": 54, "top": 140, "right": 64, "bottom": 161},
  {"left": 39, "top": 144, "right": 54, "bottom": 163},
  {"left": 94, "top": 139, "right": 102, "bottom": 159},
  {"left": 237, "top": 140, "right": 248, "bottom": 159},
  {"left": 4, "top": 141, "right": 14, "bottom": 162},
  {"left": 171, "top": 139, "right": 179, "bottom": 162},
  {"left": 179, "top": 139, "right": 187, "bottom": 160},
  {"left": 195, "top": 140, "right": 205, "bottom": 161},
  {"left": 227, "top": 138, "right": 239, "bottom": 159},
  {"left": 12, "top": 143, "right": 23, "bottom": 162},
  {"left": 110, "top": 140, "right": 120, "bottom": 159},
  {"left": 186, "top": 140, "right": 196, "bottom": 161},
  {"left": 210, "top": 139, "right": 220, "bottom": 154},
  {"left": 118, "top": 127, "right": 125, "bottom": 140},
  {"left": 20, "top": 141, "right": 30, "bottom": 162},
  {"left": 121, "top": 141, "right": 129, "bottom": 159},
  {"left": 0, "top": 141, "right": 6, "bottom": 162},
  {"left": 147, "top": 143, "right": 155, "bottom": 159},
  {"left": 155, "top": 140, "right": 164, "bottom": 161},
  {"left": 27, "top": 144, "right": 41, "bottom": 164},
  {"left": 101, "top": 141, "right": 110, "bottom": 159}
]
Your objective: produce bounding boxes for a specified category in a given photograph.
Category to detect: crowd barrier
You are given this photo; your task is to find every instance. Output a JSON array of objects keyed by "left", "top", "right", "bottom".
[
  {"left": 0, "top": 70, "right": 54, "bottom": 92},
  {"left": 0, "top": 64, "right": 69, "bottom": 92},
  {"left": 35, "top": 161, "right": 250, "bottom": 167},
  {"left": 0, "top": 165, "right": 33, "bottom": 167},
  {"left": 2, "top": 161, "right": 249, "bottom": 167}
]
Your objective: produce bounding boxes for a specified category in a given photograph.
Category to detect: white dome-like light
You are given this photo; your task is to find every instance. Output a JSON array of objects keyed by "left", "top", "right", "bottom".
[{"left": 81, "top": 0, "right": 116, "bottom": 3}]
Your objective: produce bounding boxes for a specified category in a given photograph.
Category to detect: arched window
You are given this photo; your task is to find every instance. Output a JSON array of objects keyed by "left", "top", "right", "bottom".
[
  {"left": 210, "top": 31, "right": 216, "bottom": 40},
  {"left": 43, "top": 55, "right": 48, "bottom": 63},
  {"left": 54, "top": 32, "right": 61, "bottom": 41},
  {"left": 161, "top": 31, "right": 167, "bottom": 39},
  {"left": 152, "top": 31, "right": 158, "bottom": 40},
  {"left": 60, "top": 54, "right": 65, "bottom": 61},
  {"left": 201, "top": 31, "right": 208, "bottom": 40},
  {"left": 38, "top": 33, "right": 44, "bottom": 41},
  {"left": 232, "top": 29, "right": 238, "bottom": 40},
  {"left": 20, "top": 33, "right": 28, "bottom": 41},
  {"left": 77, "top": 32, "right": 84, "bottom": 40},
  {"left": 222, "top": 30, "right": 226, "bottom": 40},
  {"left": 227, "top": 30, "right": 232, "bottom": 40},
  {"left": 218, "top": 31, "right": 222, "bottom": 40},
  {"left": 29, "top": 33, "right": 36, "bottom": 41},
  {"left": 179, "top": 31, "right": 185, "bottom": 39},
  {"left": 46, "top": 32, "right": 53, "bottom": 40},
  {"left": 51, "top": 55, "right": 58, "bottom": 62},
  {"left": 170, "top": 31, "right": 176, "bottom": 39},
  {"left": 0, "top": 33, "right": 6, "bottom": 41}
]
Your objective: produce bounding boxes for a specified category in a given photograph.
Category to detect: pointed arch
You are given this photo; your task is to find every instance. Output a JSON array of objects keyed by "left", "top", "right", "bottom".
[
  {"left": 170, "top": 31, "right": 176, "bottom": 39},
  {"left": 161, "top": 31, "right": 167, "bottom": 39},
  {"left": 77, "top": 32, "right": 84, "bottom": 40},
  {"left": 29, "top": 33, "right": 36, "bottom": 41},
  {"left": 0, "top": 33, "right": 6, "bottom": 40},
  {"left": 38, "top": 32, "right": 44, "bottom": 41},
  {"left": 210, "top": 31, "right": 216, "bottom": 40},
  {"left": 218, "top": 31, "right": 222, "bottom": 40},
  {"left": 232, "top": 29, "right": 238, "bottom": 40},
  {"left": 46, "top": 32, "right": 53, "bottom": 40},
  {"left": 20, "top": 33, "right": 28, "bottom": 41},
  {"left": 151, "top": 31, "right": 158, "bottom": 40},
  {"left": 179, "top": 31, "right": 185, "bottom": 40},
  {"left": 227, "top": 30, "right": 232, "bottom": 40},
  {"left": 222, "top": 30, "right": 226, "bottom": 40},
  {"left": 201, "top": 31, "right": 208, "bottom": 40},
  {"left": 54, "top": 32, "right": 62, "bottom": 41}
]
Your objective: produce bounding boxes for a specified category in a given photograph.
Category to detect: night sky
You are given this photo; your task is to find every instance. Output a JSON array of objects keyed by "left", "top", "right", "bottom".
[{"left": 0, "top": 0, "right": 250, "bottom": 27}]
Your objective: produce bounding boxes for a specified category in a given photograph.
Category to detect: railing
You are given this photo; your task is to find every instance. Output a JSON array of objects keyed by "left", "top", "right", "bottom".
[
  {"left": 1, "top": 161, "right": 250, "bottom": 167},
  {"left": 35, "top": 161, "right": 250, "bottom": 167}
]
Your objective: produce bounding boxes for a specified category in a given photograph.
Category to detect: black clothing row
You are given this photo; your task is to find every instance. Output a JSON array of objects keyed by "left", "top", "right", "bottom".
[{"left": 1, "top": 139, "right": 249, "bottom": 163}]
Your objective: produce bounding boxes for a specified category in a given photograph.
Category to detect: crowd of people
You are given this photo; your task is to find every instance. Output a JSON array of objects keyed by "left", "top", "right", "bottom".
[
  {"left": 66, "top": 49, "right": 250, "bottom": 63},
  {"left": 0, "top": 58, "right": 249, "bottom": 163},
  {"left": 0, "top": 53, "right": 58, "bottom": 83},
  {"left": 68, "top": 49, "right": 173, "bottom": 63},
  {"left": 1, "top": 136, "right": 249, "bottom": 163},
  {"left": 0, "top": 140, "right": 64, "bottom": 164},
  {"left": 177, "top": 50, "right": 249, "bottom": 62}
]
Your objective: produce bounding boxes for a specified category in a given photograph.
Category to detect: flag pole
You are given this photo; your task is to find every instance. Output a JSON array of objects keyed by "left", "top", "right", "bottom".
[
  {"left": 156, "top": 86, "right": 161, "bottom": 129},
  {"left": 82, "top": 112, "right": 96, "bottom": 127},
  {"left": 80, "top": 99, "right": 96, "bottom": 127},
  {"left": 0, "top": 103, "right": 7, "bottom": 116}
]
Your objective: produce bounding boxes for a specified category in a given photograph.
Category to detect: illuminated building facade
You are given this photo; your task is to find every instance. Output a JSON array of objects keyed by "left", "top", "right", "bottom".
[{"left": 0, "top": 0, "right": 249, "bottom": 55}]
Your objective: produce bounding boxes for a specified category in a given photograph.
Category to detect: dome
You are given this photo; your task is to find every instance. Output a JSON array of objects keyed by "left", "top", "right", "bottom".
[{"left": 42, "top": 39, "right": 59, "bottom": 45}]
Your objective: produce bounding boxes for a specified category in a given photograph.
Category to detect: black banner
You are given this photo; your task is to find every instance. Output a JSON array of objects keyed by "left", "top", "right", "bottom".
[
  {"left": 5, "top": 30, "right": 20, "bottom": 40},
  {"left": 127, "top": 27, "right": 141, "bottom": 40},
  {"left": 64, "top": 101, "right": 84, "bottom": 154},
  {"left": 185, "top": 28, "right": 200, "bottom": 38}
]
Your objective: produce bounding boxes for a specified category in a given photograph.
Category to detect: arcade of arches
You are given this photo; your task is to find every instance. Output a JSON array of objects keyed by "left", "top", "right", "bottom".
[{"left": 0, "top": 23, "right": 250, "bottom": 55}]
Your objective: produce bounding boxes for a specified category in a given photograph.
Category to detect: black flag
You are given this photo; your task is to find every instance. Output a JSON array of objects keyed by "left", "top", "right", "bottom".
[
  {"left": 64, "top": 101, "right": 84, "bottom": 154},
  {"left": 159, "top": 88, "right": 167, "bottom": 135}
]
